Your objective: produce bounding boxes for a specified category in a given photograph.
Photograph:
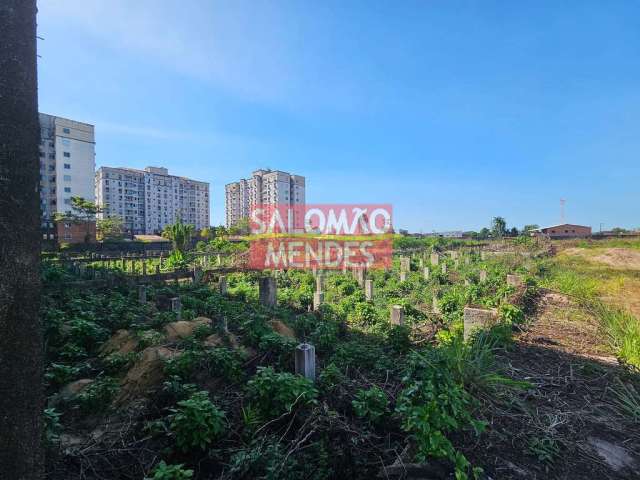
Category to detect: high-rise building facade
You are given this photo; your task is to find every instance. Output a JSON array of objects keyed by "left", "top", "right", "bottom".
[
  {"left": 39, "top": 113, "right": 96, "bottom": 239},
  {"left": 95, "top": 166, "right": 209, "bottom": 235},
  {"left": 225, "top": 169, "right": 305, "bottom": 228}
]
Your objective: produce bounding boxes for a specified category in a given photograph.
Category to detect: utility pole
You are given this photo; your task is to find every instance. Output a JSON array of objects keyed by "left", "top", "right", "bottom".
[
  {"left": 560, "top": 198, "right": 566, "bottom": 224},
  {"left": 0, "top": 1, "right": 44, "bottom": 478}
]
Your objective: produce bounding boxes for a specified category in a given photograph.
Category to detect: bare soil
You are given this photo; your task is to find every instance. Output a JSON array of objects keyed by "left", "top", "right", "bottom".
[{"left": 465, "top": 291, "right": 640, "bottom": 479}]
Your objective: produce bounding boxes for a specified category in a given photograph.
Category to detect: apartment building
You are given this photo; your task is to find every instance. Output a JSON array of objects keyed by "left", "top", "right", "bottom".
[
  {"left": 39, "top": 113, "right": 96, "bottom": 241},
  {"left": 95, "top": 166, "right": 209, "bottom": 235},
  {"left": 225, "top": 169, "right": 305, "bottom": 228}
]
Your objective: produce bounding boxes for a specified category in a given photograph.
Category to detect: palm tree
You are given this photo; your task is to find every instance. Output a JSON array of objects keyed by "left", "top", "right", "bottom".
[{"left": 163, "top": 218, "right": 195, "bottom": 253}]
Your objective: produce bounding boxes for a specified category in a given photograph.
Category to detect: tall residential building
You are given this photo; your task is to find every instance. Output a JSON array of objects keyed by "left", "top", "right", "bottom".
[
  {"left": 39, "top": 113, "right": 96, "bottom": 240},
  {"left": 225, "top": 169, "right": 305, "bottom": 228},
  {"left": 95, "top": 166, "right": 210, "bottom": 235}
]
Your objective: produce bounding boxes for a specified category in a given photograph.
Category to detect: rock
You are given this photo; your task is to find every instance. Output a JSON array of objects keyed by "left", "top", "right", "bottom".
[
  {"left": 99, "top": 329, "right": 138, "bottom": 356},
  {"left": 204, "top": 333, "right": 224, "bottom": 347},
  {"left": 59, "top": 379, "right": 93, "bottom": 402},
  {"left": 164, "top": 318, "right": 211, "bottom": 341},
  {"left": 587, "top": 437, "right": 638, "bottom": 473},
  {"left": 114, "top": 346, "right": 179, "bottom": 405},
  {"left": 269, "top": 320, "right": 296, "bottom": 339}
]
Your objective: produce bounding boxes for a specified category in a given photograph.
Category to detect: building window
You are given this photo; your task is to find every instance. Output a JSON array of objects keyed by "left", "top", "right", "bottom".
[
  {"left": 63, "top": 152, "right": 70, "bottom": 158},
  {"left": 63, "top": 127, "right": 70, "bottom": 134},
  {"left": 64, "top": 163, "right": 71, "bottom": 169},
  {"left": 64, "top": 187, "right": 71, "bottom": 193},
  {"left": 63, "top": 175, "right": 71, "bottom": 181},
  {"left": 64, "top": 199, "right": 72, "bottom": 205}
]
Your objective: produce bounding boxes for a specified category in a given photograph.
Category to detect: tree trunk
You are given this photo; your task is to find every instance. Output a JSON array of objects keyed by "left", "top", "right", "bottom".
[{"left": 0, "top": 1, "right": 44, "bottom": 479}]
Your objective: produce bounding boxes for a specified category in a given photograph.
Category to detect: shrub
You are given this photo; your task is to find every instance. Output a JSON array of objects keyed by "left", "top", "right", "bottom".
[
  {"left": 45, "top": 363, "right": 81, "bottom": 387},
  {"left": 499, "top": 304, "right": 524, "bottom": 324},
  {"left": 43, "top": 408, "right": 62, "bottom": 444},
  {"left": 352, "top": 386, "right": 389, "bottom": 423},
  {"left": 169, "top": 391, "right": 226, "bottom": 451},
  {"left": 146, "top": 461, "right": 193, "bottom": 480},
  {"left": 247, "top": 367, "right": 318, "bottom": 418},
  {"left": 76, "top": 377, "right": 119, "bottom": 413}
]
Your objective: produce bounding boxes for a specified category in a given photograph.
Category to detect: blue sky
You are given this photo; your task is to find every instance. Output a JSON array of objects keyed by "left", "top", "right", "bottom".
[{"left": 37, "top": 0, "right": 640, "bottom": 231}]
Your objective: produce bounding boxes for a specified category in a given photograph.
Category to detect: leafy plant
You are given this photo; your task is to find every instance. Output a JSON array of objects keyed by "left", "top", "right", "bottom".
[
  {"left": 76, "top": 377, "right": 119, "bottom": 413},
  {"left": 43, "top": 408, "right": 62, "bottom": 444},
  {"left": 146, "top": 461, "right": 194, "bottom": 480},
  {"left": 169, "top": 391, "right": 226, "bottom": 451},
  {"left": 246, "top": 367, "right": 318, "bottom": 419},
  {"left": 352, "top": 386, "right": 389, "bottom": 423}
]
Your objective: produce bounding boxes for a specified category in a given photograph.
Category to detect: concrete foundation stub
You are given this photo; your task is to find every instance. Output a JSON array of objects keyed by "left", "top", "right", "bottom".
[
  {"left": 507, "top": 274, "right": 524, "bottom": 287},
  {"left": 390, "top": 305, "right": 404, "bottom": 325},
  {"left": 423, "top": 267, "right": 430, "bottom": 280},
  {"left": 170, "top": 297, "right": 182, "bottom": 320},
  {"left": 138, "top": 285, "right": 147, "bottom": 304},
  {"left": 430, "top": 252, "right": 440, "bottom": 266},
  {"left": 400, "top": 271, "right": 407, "bottom": 282},
  {"left": 355, "top": 268, "right": 365, "bottom": 287},
  {"left": 365, "top": 279, "right": 374, "bottom": 301},
  {"left": 441, "top": 264, "right": 447, "bottom": 274},
  {"left": 432, "top": 296, "right": 440, "bottom": 314},
  {"left": 315, "top": 275, "right": 324, "bottom": 293},
  {"left": 400, "top": 257, "right": 410, "bottom": 272},
  {"left": 295, "top": 343, "right": 316, "bottom": 381},
  {"left": 463, "top": 307, "right": 498, "bottom": 340},
  {"left": 259, "top": 276, "right": 277, "bottom": 308},
  {"left": 479, "top": 270, "right": 488, "bottom": 283},
  {"left": 219, "top": 275, "right": 228, "bottom": 296},
  {"left": 313, "top": 292, "right": 324, "bottom": 311}
]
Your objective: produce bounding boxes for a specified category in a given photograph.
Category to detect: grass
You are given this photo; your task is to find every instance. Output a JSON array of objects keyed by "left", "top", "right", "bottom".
[{"left": 539, "top": 254, "right": 640, "bottom": 370}]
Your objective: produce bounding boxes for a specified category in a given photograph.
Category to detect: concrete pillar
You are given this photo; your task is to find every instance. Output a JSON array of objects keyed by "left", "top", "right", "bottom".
[
  {"left": 217, "top": 254, "right": 222, "bottom": 265},
  {"left": 313, "top": 292, "right": 324, "bottom": 311},
  {"left": 450, "top": 251, "right": 459, "bottom": 260},
  {"left": 138, "top": 285, "right": 147, "bottom": 304},
  {"left": 432, "top": 296, "right": 440, "bottom": 314},
  {"left": 463, "top": 307, "right": 498, "bottom": 340},
  {"left": 479, "top": 270, "right": 487, "bottom": 283},
  {"left": 219, "top": 275, "right": 227, "bottom": 295},
  {"left": 193, "top": 266, "right": 202, "bottom": 284},
  {"left": 465, "top": 256, "right": 470, "bottom": 265},
  {"left": 400, "top": 271, "right": 407, "bottom": 282},
  {"left": 355, "top": 268, "right": 365, "bottom": 287},
  {"left": 259, "top": 277, "right": 277, "bottom": 307},
  {"left": 142, "top": 262, "right": 147, "bottom": 277},
  {"left": 441, "top": 263, "right": 447, "bottom": 275},
  {"left": 315, "top": 275, "right": 324, "bottom": 293},
  {"left": 365, "top": 279, "right": 374, "bottom": 301},
  {"left": 464, "top": 279, "right": 471, "bottom": 287},
  {"left": 480, "top": 251, "right": 486, "bottom": 261},
  {"left": 400, "top": 256, "right": 410, "bottom": 272},
  {"left": 312, "top": 265, "right": 317, "bottom": 277},
  {"left": 430, "top": 252, "right": 439, "bottom": 266},
  {"left": 423, "top": 267, "right": 430, "bottom": 280},
  {"left": 454, "top": 259, "right": 460, "bottom": 269},
  {"left": 295, "top": 343, "right": 316, "bottom": 381},
  {"left": 171, "top": 297, "right": 182, "bottom": 320},
  {"left": 390, "top": 305, "right": 404, "bottom": 325},
  {"left": 507, "top": 274, "right": 523, "bottom": 287},
  {"left": 418, "top": 258, "right": 424, "bottom": 268}
]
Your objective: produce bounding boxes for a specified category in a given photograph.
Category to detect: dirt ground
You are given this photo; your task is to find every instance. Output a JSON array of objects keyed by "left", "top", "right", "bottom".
[
  {"left": 561, "top": 247, "right": 640, "bottom": 271},
  {"left": 466, "top": 291, "right": 640, "bottom": 480}
]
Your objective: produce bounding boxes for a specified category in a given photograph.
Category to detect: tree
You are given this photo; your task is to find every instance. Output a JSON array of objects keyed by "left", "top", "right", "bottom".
[
  {"left": 97, "top": 216, "right": 124, "bottom": 241},
  {"left": 54, "top": 196, "right": 101, "bottom": 243},
  {"left": 509, "top": 227, "right": 519, "bottom": 237},
  {"left": 0, "top": 1, "right": 44, "bottom": 477},
  {"left": 163, "top": 218, "right": 195, "bottom": 253},
  {"left": 491, "top": 217, "right": 507, "bottom": 238},
  {"left": 199, "top": 227, "right": 212, "bottom": 241},
  {"left": 228, "top": 217, "right": 250, "bottom": 236},
  {"left": 522, "top": 224, "right": 539, "bottom": 235}
]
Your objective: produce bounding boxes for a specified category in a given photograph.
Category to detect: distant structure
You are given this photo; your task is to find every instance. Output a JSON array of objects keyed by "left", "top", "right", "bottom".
[
  {"left": 95, "top": 166, "right": 209, "bottom": 235},
  {"left": 225, "top": 169, "right": 305, "bottom": 228},
  {"left": 531, "top": 224, "right": 591, "bottom": 239},
  {"left": 39, "top": 113, "right": 96, "bottom": 242}
]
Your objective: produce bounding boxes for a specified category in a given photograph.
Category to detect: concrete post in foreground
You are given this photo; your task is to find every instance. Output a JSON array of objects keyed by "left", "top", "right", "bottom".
[
  {"left": 365, "top": 279, "right": 374, "bottom": 301},
  {"left": 479, "top": 270, "right": 488, "bottom": 283},
  {"left": 313, "top": 292, "right": 324, "bottom": 311},
  {"left": 171, "top": 297, "right": 182, "bottom": 320},
  {"left": 217, "top": 254, "right": 222, "bottom": 265},
  {"left": 295, "top": 343, "right": 316, "bottom": 381},
  {"left": 390, "top": 305, "right": 404, "bottom": 325},
  {"left": 463, "top": 307, "right": 498, "bottom": 340},
  {"left": 400, "top": 271, "right": 407, "bottom": 282},
  {"left": 259, "top": 276, "right": 277, "bottom": 308},
  {"left": 219, "top": 275, "right": 227, "bottom": 296},
  {"left": 441, "top": 263, "right": 447, "bottom": 275},
  {"left": 315, "top": 274, "right": 324, "bottom": 293},
  {"left": 138, "top": 285, "right": 147, "bottom": 304},
  {"left": 450, "top": 251, "right": 459, "bottom": 260},
  {"left": 430, "top": 252, "right": 439, "bottom": 266},
  {"left": 423, "top": 267, "right": 430, "bottom": 280},
  {"left": 355, "top": 268, "right": 365, "bottom": 287},
  {"left": 465, "top": 256, "right": 470, "bottom": 265}
]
